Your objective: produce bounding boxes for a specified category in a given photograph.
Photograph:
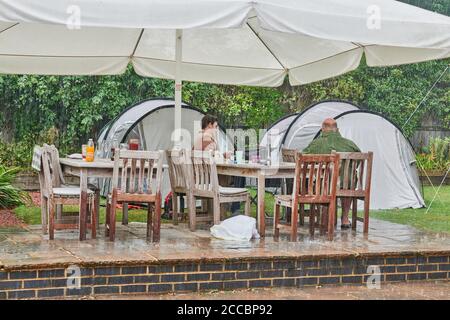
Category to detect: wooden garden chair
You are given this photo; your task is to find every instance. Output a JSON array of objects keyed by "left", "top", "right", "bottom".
[
  {"left": 40, "top": 145, "right": 97, "bottom": 240},
  {"left": 273, "top": 152, "right": 340, "bottom": 241},
  {"left": 105, "top": 149, "right": 164, "bottom": 242},
  {"left": 37, "top": 144, "right": 101, "bottom": 232},
  {"left": 280, "top": 148, "right": 305, "bottom": 225},
  {"left": 32, "top": 145, "right": 47, "bottom": 233},
  {"left": 335, "top": 152, "right": 373, "bottom": 234},
  {"left": 186, "top": 150, "right": 251, "bottom": 232},
  {"left": 166, "top": 149, "right": 189, "bottom": 224}
]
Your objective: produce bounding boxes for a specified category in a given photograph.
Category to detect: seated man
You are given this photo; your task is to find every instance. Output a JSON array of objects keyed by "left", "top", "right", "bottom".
[
  {"left": 193, "top": 114, "right": 220, "bottom": 152},
  {"left": 303, "top": 118, "right": 361, "bottom": 229},
  {"left": 193, "top": 114, "right": 243, "bottom": 215}
]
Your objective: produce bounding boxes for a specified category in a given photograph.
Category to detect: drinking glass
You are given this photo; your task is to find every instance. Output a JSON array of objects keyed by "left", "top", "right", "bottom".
[
  {"left": 81, "top": 144, "right": 87, "bottom": 160},
  {"left": 129, "top": 139, "right": 139, "bottom": 150},
  {"left": 110, "top": 139, "right": 119, "bottom": 160}
]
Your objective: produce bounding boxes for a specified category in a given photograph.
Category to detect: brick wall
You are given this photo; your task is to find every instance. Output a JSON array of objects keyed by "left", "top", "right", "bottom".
[
  {"left": 1, "top": 253, "right": 449, "bottom": 299},
  {"left": 12, "top": 173, "right": 80, "bottom": 191}
]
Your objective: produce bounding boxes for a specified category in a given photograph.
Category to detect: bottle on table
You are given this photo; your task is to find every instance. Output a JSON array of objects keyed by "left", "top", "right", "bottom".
[{"left": 86, "top": 139, "right": 95, "bottom": 162}]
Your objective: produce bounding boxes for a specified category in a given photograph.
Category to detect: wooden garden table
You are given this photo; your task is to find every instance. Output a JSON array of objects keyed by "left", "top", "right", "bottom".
[
  {"left": 60, "top": 158, "right": 168, "bottom": 240},
  {"left": 59, "top": 158, "right": 114, "bottom": 240},
  {"left": 60, "top": 157, "right": 294, "bottom": 239},
  {"left": 216, "top": 162, "right": 296, "bottom": 237}
]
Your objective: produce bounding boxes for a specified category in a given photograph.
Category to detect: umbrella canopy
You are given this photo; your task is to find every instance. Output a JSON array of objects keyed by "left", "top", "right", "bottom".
[
  {"left": 0, "top": 0, "right": 449, "bottom": 86},
  {"left": 1, "top": 0, "right": 449, "bottom": 144}
]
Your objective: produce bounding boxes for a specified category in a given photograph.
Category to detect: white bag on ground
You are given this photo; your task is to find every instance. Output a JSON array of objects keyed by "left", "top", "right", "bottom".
[{"left": 210, "top": 215, "right": 260, "bottom": 241}]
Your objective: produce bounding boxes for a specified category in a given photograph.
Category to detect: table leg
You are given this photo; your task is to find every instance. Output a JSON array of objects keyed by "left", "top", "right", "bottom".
[
  {"left": 257, "top": 172, "right": 266, "bottom": 237},
  {"left": 79, "top": 168, "right": 88, "bottom": 241},
  {"left": 95, "top": 188, "right": 100, "bottom": 229},
  {"left": 122, "top": 203, "right": 129, "bottom": 225}
]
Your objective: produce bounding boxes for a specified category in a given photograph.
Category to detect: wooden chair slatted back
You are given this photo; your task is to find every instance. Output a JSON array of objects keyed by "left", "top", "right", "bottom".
[
  {"left": 292, "top": 153, "right": 340, "bottom": 202},
  {"left": 336, "top": 152, "right": 373, "bottom": 195},
  {"left": 43, "top": 144, "right": 65, "bottom": 187},
  {"left": 166, "top": 149, "right": 189, "bottom": 191},
  {"left": 40, "top": 147, "right": 55, "bottom": 197},
  {"left": 112, "top": 150, "right": 164, "bottom": 195},
  {"left": 189, "top": 150, "right": 218, "bottom": 196}
]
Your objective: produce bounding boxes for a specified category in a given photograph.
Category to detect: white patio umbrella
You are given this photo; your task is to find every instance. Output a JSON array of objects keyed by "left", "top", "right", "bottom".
[{"left": 0, "top": 0, "right": 449, "bottom": 142}]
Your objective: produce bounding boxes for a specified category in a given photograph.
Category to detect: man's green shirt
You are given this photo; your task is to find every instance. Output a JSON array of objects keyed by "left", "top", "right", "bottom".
[{"left": 303, "top": 131, "right": 360, "bottom": 154}]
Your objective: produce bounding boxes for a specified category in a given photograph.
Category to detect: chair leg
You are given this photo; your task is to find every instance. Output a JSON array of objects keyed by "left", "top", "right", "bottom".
[
  {"left": 180, "top": 196, "right": 186, "bottom": 221},
  {"left": 213, "top": 196, "right": 221, "bottom": 225},
  {"left": 39, "top": 173, "right": 48, "bottom": 234},
  {"left": 290, "top": 203, "right": 298, "bottom": 242},
  {"left": 188, "top": 193, "right": 196, "bottom": 232},
  {"left": 334, "top": 199, "right": 338, "bottom": 227},
  {"left": 273, "top": 202, "right": 280, "bottom": 239},
  {"left": 352, "top": 198, "right": 358, "bottom": 231},
  {"left": 363, "top": 198, "right": 370, "bottom": 234},
  {"left": 91, "top": 196, "right": 97, "bottom": 239},
  {"left": 328, "top": 200, "right": 336, "bottom": 241},
  {"left": 320, "top": 206, "right": 327, "bottom": 236},
  {"left": 299, "top": 204, "right": 305, "bottom": 226},
  {"left": 87, "top": 200, "right": 91, "bottom": 225},
  {"left": 245, "top": 194, "right": 251, "bottom": 216},
  {"left": 109, "top": 190, "right": 118, "bottom": 241},
  {"left": 220, "top": 203, "right": 226, "bottom": 221},
  {"left": 200, "top": 199, "right": 208, "bottom": 213},
  {"left": 147, "top": 203, "right": 153, "bottom": 240},
  {"left": 41, "top": 197, "right": 48, "bottom": 235},
  {"left": 49, "top": 199, "right": 55, "bottom": 240},
  {"left": 172, "top": 192, "right": 178, "bottom": 225},
  {"left": 152, "top": 193, "right": 162, "bottom": 242},
  {"left": 95, "top": 189, "right": 100, "bottom": 230},
  {"left": 105, "top": 200, "right": 111, "bottom": 237},
  {"left": 122, "top": 202, "right": 129, "bottom": 225},
  {"left": 309, "top": 205, "right": 315, "bottom": 238}
]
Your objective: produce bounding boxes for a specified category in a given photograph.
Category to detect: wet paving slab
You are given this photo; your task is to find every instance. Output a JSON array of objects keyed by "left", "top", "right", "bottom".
[{"left": 0, "top": 218, "right": 449, "bottom": 269}]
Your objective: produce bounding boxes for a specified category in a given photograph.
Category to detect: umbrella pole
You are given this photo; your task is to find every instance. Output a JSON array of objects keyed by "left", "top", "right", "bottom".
[{"left": 174, "top": 29, "right": 183, "bottom": 148}]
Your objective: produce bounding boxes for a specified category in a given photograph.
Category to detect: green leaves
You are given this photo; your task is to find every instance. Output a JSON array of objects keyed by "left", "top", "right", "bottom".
[
  {"left": 0, "top": 165, "right": 30, "bottom": 209},
  {"left": 417, "top": 137, "right": 450, "bottom": 172}
]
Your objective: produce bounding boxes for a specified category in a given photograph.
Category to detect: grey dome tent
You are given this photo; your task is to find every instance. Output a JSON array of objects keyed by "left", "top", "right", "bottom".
[
  {"left": 260, "top": 100, "right": 424, "bottom": 210},
  {"left": 332, "top": 110, "right": 424, "bottom": 210},
  {"left": 260, "top": 100, "right": 360, "bottom": 159},
  {"left": 96, "top": 98, "right": 232, "bottom": 198}
]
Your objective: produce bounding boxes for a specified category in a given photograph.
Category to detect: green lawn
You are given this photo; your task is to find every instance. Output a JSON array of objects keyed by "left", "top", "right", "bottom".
[
  {"left": 248, "top": 186, "right": 450, "bottom": 234},
  {"left": 14, "top": 199, "right": 166, "bottom": 226},
  {"left": 370, "top": 185, "right": 450, "bottom": 234},
  {"left": 12, "top": 185, "right": 450, "bottom": 234}
]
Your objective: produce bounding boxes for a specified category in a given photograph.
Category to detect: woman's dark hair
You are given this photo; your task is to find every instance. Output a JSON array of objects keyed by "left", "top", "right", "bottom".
[{"left": 201, "top": 114, "right": 218, "bottom": 130}]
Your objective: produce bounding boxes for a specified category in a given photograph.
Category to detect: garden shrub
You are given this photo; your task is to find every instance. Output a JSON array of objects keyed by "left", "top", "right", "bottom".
[{"left": 0, "top": 165, "right": 30, "bottom": 209}]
